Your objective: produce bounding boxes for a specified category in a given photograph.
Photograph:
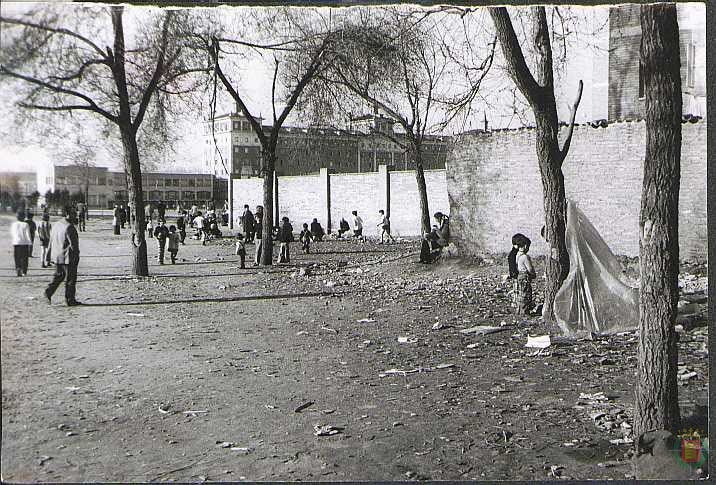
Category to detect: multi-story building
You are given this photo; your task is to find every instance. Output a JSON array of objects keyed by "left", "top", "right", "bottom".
[
  {"left": 0, "top": 171, "right": 38, "bottom": 196},
  {"left": 202, "top": 109, "right": 451, "bottom": 179},
  {"left": 608, "top": 3, "right": 705, "bottom": 121},
  {"left": 36, "top": 163, "right": 228, "bottom": 209}
]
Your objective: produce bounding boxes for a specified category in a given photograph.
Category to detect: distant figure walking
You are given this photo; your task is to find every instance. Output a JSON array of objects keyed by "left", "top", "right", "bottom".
[
  {"left": 38, "top": 213, "right": 52, "bottom": 268},
  {"left": 45, "top": 206, "right": 82, "bottom": 306},
  {"left": 10, "top": 211, "right": 32, "bottom": 276},
  {"left": 76, "top": 202, "right": 87, "bottom": 232},
  {"left": 157, "top": 201, "right": 166, "bottom": 222},
  {"left": 112, "top": 205, "right": 121, "bottom": 235},
  {"left": 119, "top": 205, "right": 127, "bottom": 229},
  {"left": 377, "top": 209, "right": 395, "bottom": 244},
  {"left": 351, "top": 210, "right": 364, "bottom": 241},
  {"left": 177, "top": 210, "right": 187, "bottom": 244},
  {"left": 26, "top": 211, "right": 37, "bottom": 256},
  {"left": 277, "top": 217, "right": 294, "bottom": 263},
  {"left": 167, "top": 225, "right": 180, "bottom": 264}
]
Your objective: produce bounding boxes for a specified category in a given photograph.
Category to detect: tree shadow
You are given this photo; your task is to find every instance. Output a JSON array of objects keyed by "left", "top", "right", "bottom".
[{"left": 79, "top": 291, "right": 335, "bottom": 307}]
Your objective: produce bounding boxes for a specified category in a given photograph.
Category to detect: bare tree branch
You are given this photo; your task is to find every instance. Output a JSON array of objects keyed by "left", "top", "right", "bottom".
[{"left": 559, "top": 79, "right": 583, "bottom": 163}]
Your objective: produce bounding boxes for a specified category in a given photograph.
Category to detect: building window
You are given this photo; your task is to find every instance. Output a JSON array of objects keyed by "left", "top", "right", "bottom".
[{"left": 638, "top": 62, "right": 645, "bottom": 99}]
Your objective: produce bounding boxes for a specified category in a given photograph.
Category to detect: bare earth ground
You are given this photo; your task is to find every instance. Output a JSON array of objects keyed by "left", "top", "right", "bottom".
[{"left": 0, "top": 214, "right": 708, "bottom": 482}]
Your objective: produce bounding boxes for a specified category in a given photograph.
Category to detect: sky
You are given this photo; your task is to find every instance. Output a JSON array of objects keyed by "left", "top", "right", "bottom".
[{"left": 0, "top": 2, "right": 688, "bottom": 175}]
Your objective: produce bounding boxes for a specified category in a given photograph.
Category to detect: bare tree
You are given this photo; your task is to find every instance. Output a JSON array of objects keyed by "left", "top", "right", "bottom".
[
  {"left": 0, "top": 5, "right": 210, "bottom": 276},
  {"left": 310, "top": 7, "right": 495, "bottom": 234},
  {"left": 488, "top": 6, "right": 583, "bottom": 321},
  {"left": 205, "top": 8, "right": 337, "bottom": 266},
  {"left": 633, "top": 2, "right": 682, "bottom": 443}
]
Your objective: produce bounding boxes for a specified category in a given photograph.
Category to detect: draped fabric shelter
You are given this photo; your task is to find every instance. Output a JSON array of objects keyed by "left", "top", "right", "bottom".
[{"left": 553, "top": 200, "right": 639, "bottom": 337}]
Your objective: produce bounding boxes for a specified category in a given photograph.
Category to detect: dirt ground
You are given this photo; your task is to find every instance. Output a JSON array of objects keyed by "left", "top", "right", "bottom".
[{"left": 0, "top": 214, "right": 708, "bottom": 481}]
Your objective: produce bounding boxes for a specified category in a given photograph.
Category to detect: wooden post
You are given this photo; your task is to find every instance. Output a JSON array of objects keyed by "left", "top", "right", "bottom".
[{"left": 320, "top": 167, "right": 332, "bottom": 233}]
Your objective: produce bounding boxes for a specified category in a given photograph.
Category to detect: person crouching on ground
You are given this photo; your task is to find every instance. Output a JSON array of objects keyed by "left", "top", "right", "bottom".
[
  {"left": 310, "top": 218, "right": 325, "bottom": 242},
  {"left": 10, "top": 210, "right": 32, "bottom": 276},
  {"left": 515, "top": 236, "right": 536, "bottom": 316},
  {"left": 45, "top": 206, "right": 82, "bottom": 306},
  {"left": 278, "top": 217, "right": 294, "bottom": 263},
  {"left": 337, "top": 218, "right": 350, "bottom": 238},
  {"left": 167, "top": 225, "right": 180, "bottom": 264},
  {"left": 38, "top": 213, "right": 52, "bottom": 268},
  {"left": 299, "top": 223, "right": 313, "bottom": 254},
  {"left": 153, "top": 219, "right": 169, "bottom": 264},
  {"left": 235, "top": 233, "right": 246, "bottom": 269}
]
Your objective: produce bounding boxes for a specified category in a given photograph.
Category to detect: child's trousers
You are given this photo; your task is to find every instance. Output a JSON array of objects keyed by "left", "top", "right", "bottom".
[{"left": 279, "top": 242, "right": 290, "bottom": 263}]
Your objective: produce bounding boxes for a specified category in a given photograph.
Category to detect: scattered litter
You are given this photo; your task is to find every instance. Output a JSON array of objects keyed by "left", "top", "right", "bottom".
[
  {"left": 322, "top": 409, "right": 335, "bottom": 414},
  {"left": 183, "top": 410, "right": 208, "bottom": 416},
  {"left": 460, "top": 325, "right": 507, "bottom": 335},
  {"left": 392, "top": 421, "right": 404, "bottom": 427},
  {"left": 357, "top": 318, "right": 375, "bottom": 323},
  {"left": 435, "top": 363, "right": 455, "bottom": 370},
  {"left": 230, "top": 447, "right": 251, "bottom": 454},
  {"left": 313, "top": 424, "right": 343, "bottom": 436},
  {"left": 296, "top": 331, "right": 307, "bottom": 336},
  {"left": 217, "top": 441, "right": 234, "bottom": 448},
  {"left": 320, "top": 326, "right": 338, "bottom": 334},
  {"left": 65, "top": 431, "right": 76, "bottom": 437},
  {"left": 38, "top": 456, "right": 52, "bottom": 466},
  {"left": 609, "top": 437, "right": 634, "bottom": 445},
  {"left": 579, "top": 392, "right": 608, "bottom": 402},
  {"left": 158, "top": 404, "right": 171, "bottom": 414},
  {"left": 126, "top": 312, "right": 146, "bottom": 317},
  {"left": 466, "top": 343, "right": 479, "bottom": 349},
  {"left": 679, "top": 371, "right": 697, "bottom": 381},
  {"left": 65, "top": 386, "right": 80, "bottom": 392},
  {"left": 379, "top": 368, "right": 421, "bottom": 377},
  {"left": 525, "top": 335, "right": 551, "bottom": 348},
  {"left": 294, "top": 401, "right": 314, "bottom": 413},
  {"left": 397, "top": 337, "right": 417, "bottom": 344}
]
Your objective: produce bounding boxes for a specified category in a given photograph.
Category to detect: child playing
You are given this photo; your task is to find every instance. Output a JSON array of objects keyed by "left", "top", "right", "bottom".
[
  {"left": 146, "top": 219, "right": 153, "bottom": 239},
  {"left": 377, "top": 209, "right": 396, "bottom": 244},
  {"left": 153, "top": 219, "right": 169, "bottom": 264},
  {"left": 299, "top": 223, "right": 313, "bottom": 254},
  {"left": 167, "top": 225, "right": 180, "bottom": 264},
  {"left": 277, "top": 217, "right": 294, "bottom": 263},
  {"left": 235, "top": 233, "right": 246, "bottom": 269},
  {"left": 515, "top": 235, "right": 536, "bottom": 316}
]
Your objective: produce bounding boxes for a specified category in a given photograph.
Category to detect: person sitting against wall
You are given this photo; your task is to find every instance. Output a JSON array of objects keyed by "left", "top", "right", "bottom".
[
  {"left": 419, "top": 212, "right": 450, "bottom": 264},
  {"left": 337, "top": 218, "right": 350, "bottom": 238},
  {"left": 310, "top": 218, "right": 325, "bottom": 242}
]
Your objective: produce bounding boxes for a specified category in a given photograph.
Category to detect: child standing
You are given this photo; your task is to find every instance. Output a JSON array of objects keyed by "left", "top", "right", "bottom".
[
  {"left": 515, "top": 236, "right": 536, "bottom": 316},
  {"left": 507, "top": 233, "right": 526, "bottom": 309},
  {"left": 146, "top": 218, "right": 153, "bottom": 239},
  {"left": 38, "top": 214, "right": 52, "bottom": 268},
  {"left": 278, "top": 217, "right": 294, "bottom": 263},
  {"left": 235, "top": 233, "right": 246, "bottom": 269},
  {"left": 167, "top": 225, "right": 180, "bottom": 264},
  {"left": 299, "top": 223, "right": 313, "bottom": 254},
  {"left": 153, "top": 219, "right": 169, "bottom": 264}
]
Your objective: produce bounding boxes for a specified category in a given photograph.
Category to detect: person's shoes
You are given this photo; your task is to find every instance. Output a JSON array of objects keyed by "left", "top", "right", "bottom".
[
  {"left": 159, "top": 261, "right": 164, "bottom": 265},
  {"left": 44, "top": 290, "right": 51, "bottom": 304},
  {"left": 67, "top": 300, "right": 83, "bottom": 307}
]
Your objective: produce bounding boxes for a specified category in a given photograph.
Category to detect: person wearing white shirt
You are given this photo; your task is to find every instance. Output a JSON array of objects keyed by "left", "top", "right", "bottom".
[
  {"left": 10, "top": 211, "right": 32, "bottom": 276},
  {"left": 351, "top": 210, "right": 365, "bottom": 242}
]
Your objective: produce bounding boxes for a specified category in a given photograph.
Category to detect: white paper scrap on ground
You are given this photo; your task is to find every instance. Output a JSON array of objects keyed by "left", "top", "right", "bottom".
[{"left": 525, "top": 335, "right": 551, "bottom": 348}]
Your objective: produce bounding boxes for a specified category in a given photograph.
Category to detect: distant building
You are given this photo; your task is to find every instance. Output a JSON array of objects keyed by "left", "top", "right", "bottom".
[
  {"left": 0, "top": 171, "right": 37, "bottom": 196},
  {"left": 202, "top": 108, "right": 451, "bottom": 179},
  {"left": 608, "top": 3, "right": 706, "bottom": 120},
  {"left": 36, "top": 164, "right": 227, "bottom": 209}
]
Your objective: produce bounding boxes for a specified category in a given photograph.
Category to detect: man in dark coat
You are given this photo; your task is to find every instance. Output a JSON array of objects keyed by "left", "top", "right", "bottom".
[{"left": 45, "top": 206, "right": 82, "bottom": 306}]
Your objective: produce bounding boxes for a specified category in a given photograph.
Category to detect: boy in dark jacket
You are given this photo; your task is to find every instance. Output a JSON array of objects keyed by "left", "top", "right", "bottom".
[
  {"left": 278, "top": 217, "right": 294, "bottom": 263},
  {"left": 153, "top": 219, "right": 170, "bottom": 264},
  {"left": 299, "top": 223, "right": 313, "bottom": 254}
]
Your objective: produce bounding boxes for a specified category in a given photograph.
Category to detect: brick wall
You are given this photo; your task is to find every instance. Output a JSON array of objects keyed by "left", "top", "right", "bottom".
[
  {"left": 446, "top": 120, "right": 707, "bottom": 261},
  {"left": 233, "top": 167, "right": 449, "bottom": 237}
]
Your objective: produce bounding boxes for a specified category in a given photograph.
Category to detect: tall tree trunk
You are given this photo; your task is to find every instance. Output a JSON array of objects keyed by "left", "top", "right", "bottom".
[
  {"left": 413, "top": 144, "right": 431, "bottom": 234},
  {"left": 490, "top": 6, "right": 570, "bottom": 322},
  {"left": 260, "top": 148, "right": 275, "bottom": 266},
  {"left": 634, "top": 3, "right": 682, "bottom": 441},
  {"left": 121, "top": 126, "right": 149, "bottom": 277}
]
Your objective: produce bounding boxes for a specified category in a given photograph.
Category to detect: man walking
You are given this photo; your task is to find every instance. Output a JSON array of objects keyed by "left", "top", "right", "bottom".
[
  {"left": 153, "top": 218, "right": 169, "bottom": 264},
  {"left": 76, "top": 201, "right": 87, "bottom": 232},
  {"left": 10, "top": 211, "right": 32, "bottom": 276},
  {"left": 45, "top": 206, "right": 82, "bottom": 306}
]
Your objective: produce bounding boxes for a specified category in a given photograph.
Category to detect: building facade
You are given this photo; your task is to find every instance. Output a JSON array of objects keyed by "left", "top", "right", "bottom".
[
  {"left": 0, "top": 171, "right": 38, "bottom": 196},
  {"left": 36, "top": 164, "right": 227, "bottom": 209},
  {"left": 608, "top": 3, "right": 706, "bottom": 121},
  {"left": 202, "top": 110, "right": 451, "bottom": 179}
]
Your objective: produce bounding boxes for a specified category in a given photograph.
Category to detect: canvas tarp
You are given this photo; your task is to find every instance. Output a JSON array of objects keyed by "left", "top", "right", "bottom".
[{"left": 553, "top": 200, "right": 639, "bottom": 337}]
